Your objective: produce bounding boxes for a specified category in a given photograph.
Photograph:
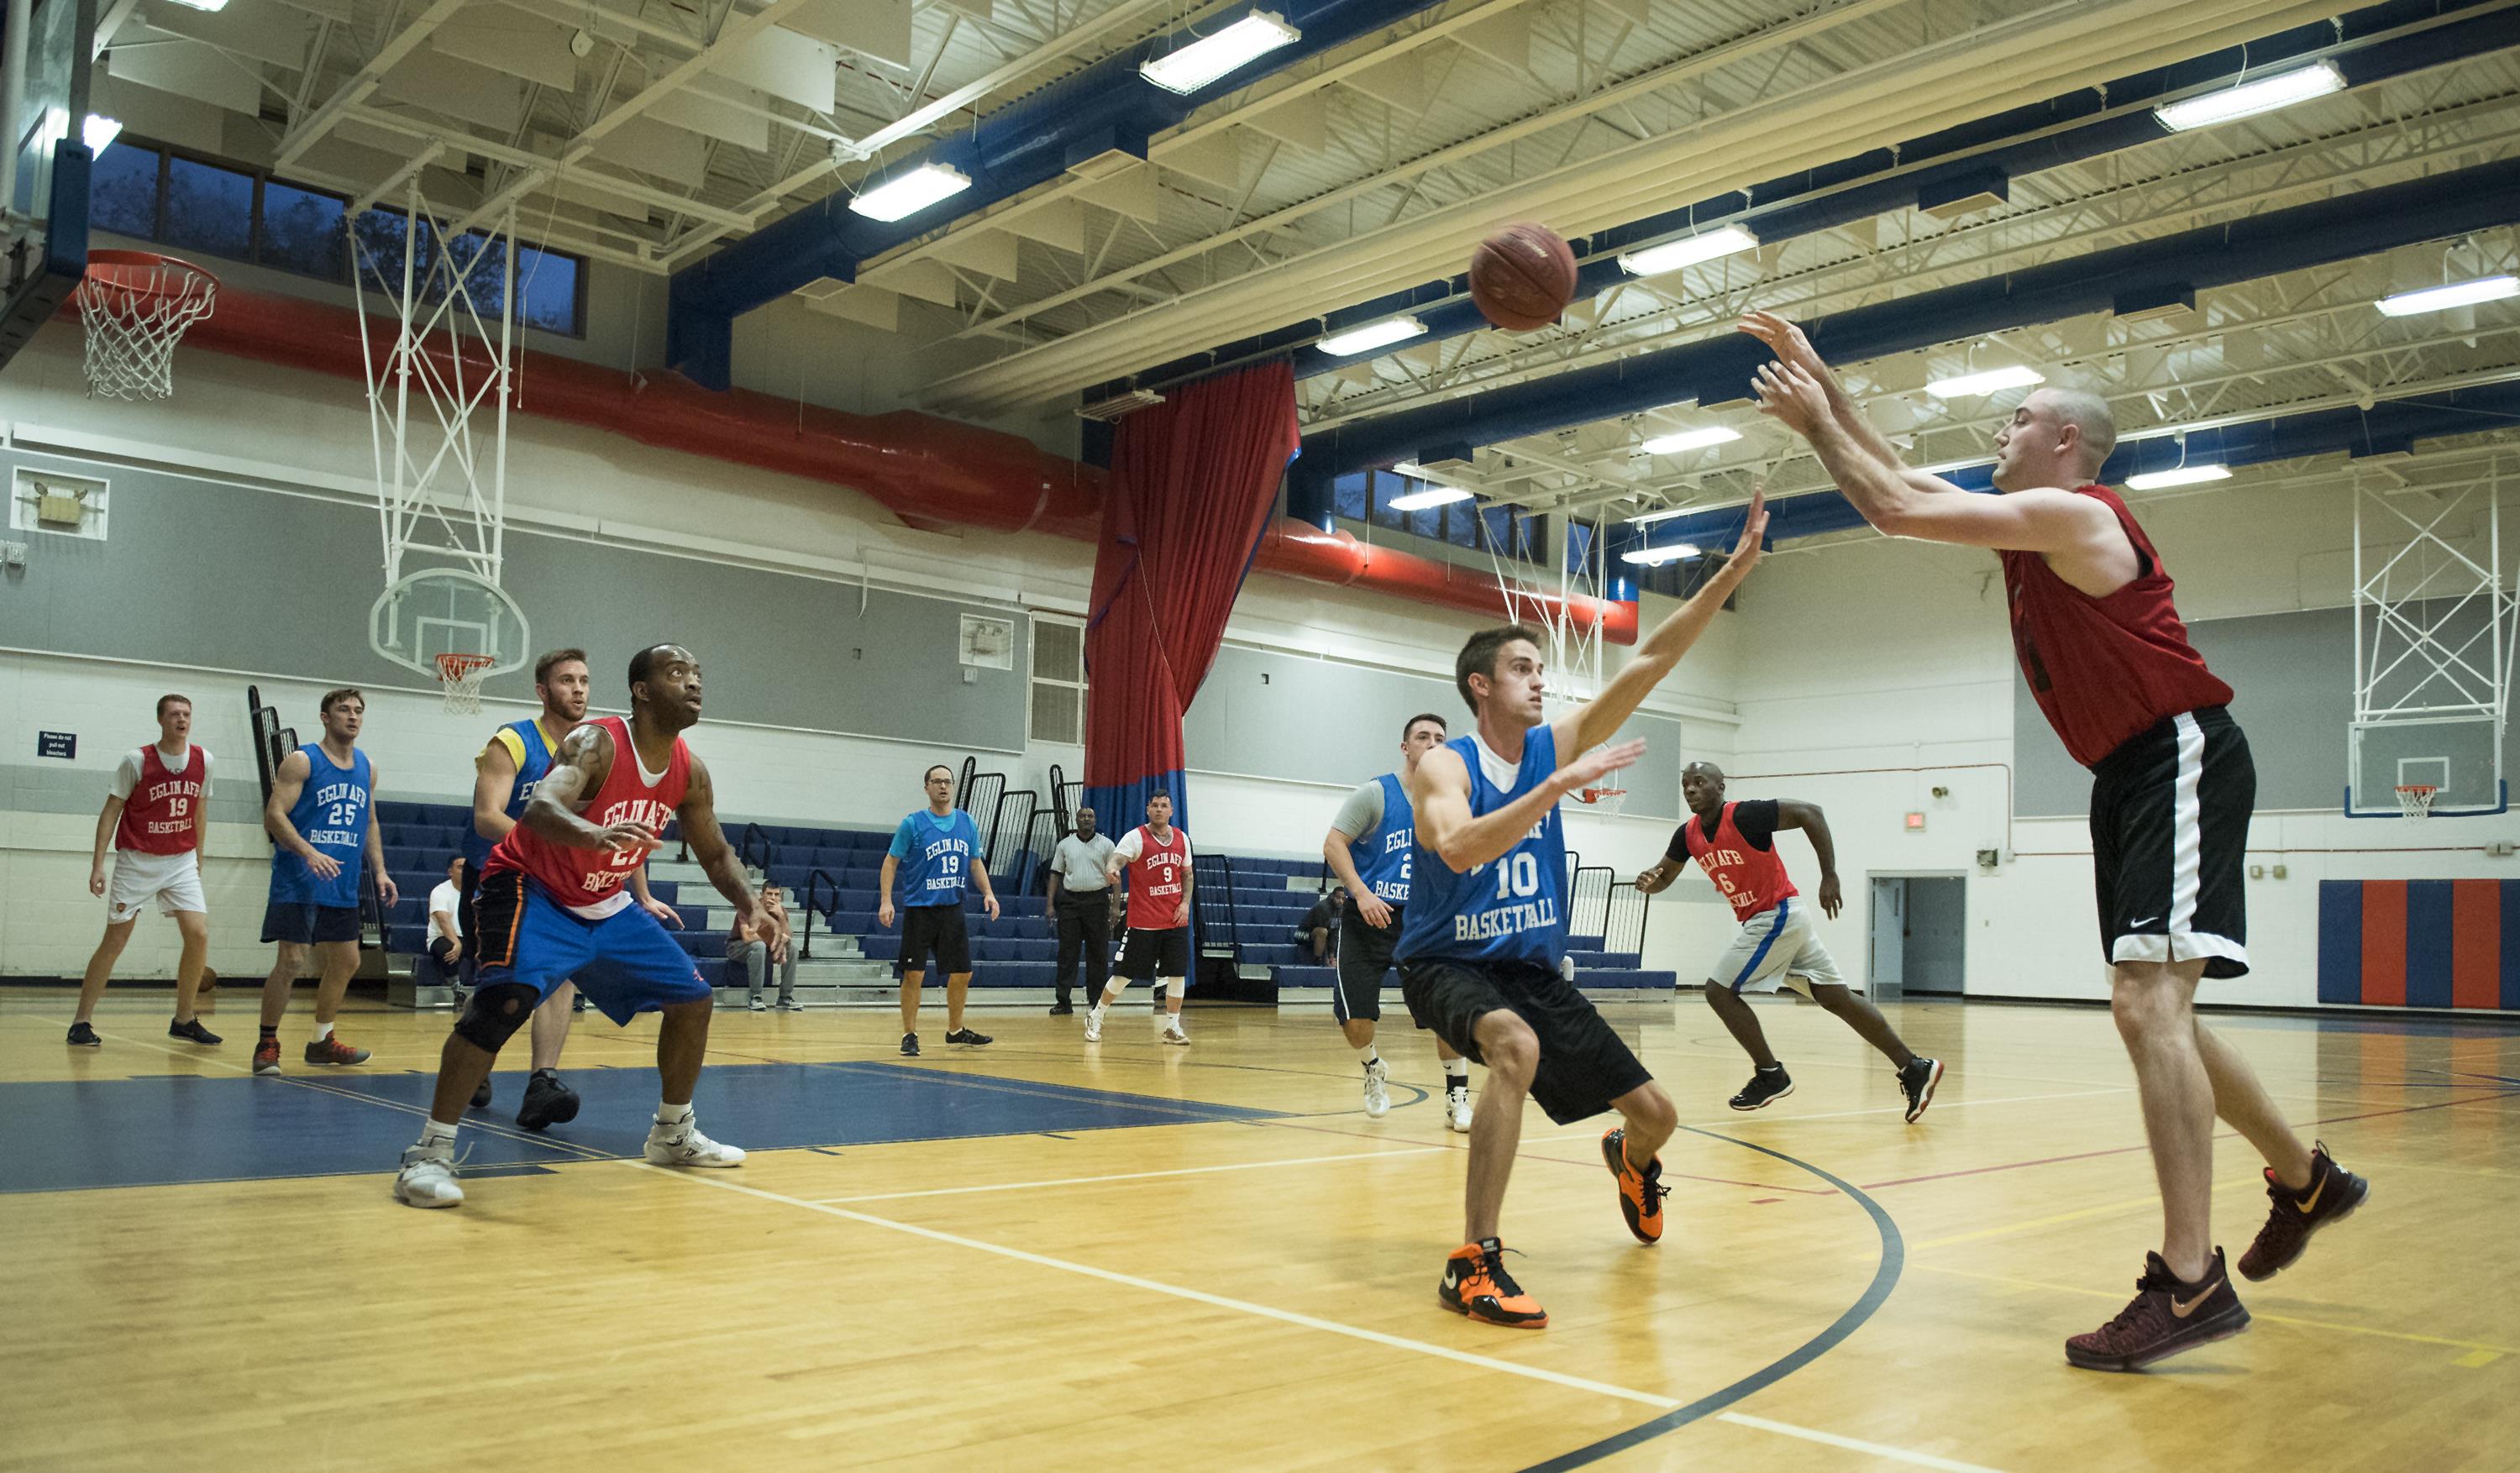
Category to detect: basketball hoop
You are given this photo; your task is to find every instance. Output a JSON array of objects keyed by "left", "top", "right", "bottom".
[
  {"left": 73, "top": 250, "right": 218, "bottom": 401},
  {"left": 1578, "top": 787, "right": 1627, "bottom": 806},
  {"left": 2394, "top": 784, "right": 2438, "bottom": 822},
  {"left": 435, "top": 653, "right": 496, "bottom": 716}
]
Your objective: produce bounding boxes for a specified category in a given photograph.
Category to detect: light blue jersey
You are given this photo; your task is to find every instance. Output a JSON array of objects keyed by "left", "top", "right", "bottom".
[
  {"left": 463, "top": 717, "right": 560, "bottom": 868},
  {"left": 270, "top": 743, "right": 371, "bottom": 909},
  {"left": 1394, "top": 727, "right": 1567, "bottom": 969},
  {"left": 1349, "top": 771, "right": 1415, "bottom": 905},
  {"left": 890, "top": 806, "right": 982, "bottom": 907}
]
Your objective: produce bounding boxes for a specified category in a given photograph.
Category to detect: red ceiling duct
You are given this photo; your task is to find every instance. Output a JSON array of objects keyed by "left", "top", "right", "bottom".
[{"left": 149, "top": 285, "right": 1639, "bottom": 642}]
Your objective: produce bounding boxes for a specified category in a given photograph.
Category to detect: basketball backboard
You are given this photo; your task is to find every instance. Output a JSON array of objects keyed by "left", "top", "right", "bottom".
[
  {"left": 370, "top": 567, "right": 530, "bottom": 679},
  {"left": 2, "top": 0, "right": 97, "bottom": 376}
]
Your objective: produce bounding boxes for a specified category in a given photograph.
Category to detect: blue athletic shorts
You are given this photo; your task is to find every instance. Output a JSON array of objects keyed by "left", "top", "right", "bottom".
[{"left": 472, "top": 869, "right": 710, "bottom": 1025}]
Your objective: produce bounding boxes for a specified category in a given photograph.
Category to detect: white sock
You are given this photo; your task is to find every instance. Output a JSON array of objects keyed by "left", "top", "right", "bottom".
[
  {"left": 418, "top": 1118, "right": 458, "bottom": 1152},
  {"left": 656, "top": 1101, "right": 694, "bottom": 1128},
  {"left": 1089, "top": 1002, "right": 1106, "bottom": 1022},
  {"left": 315, "top": 1020, "right": 334, "bottom": 1041},
  {"left": 1356, "top": 1043, "right": 1381, "bottom": 1067},
  {"left": 1444, "top": 1060, "right": 1468, "bottom": 1088}
]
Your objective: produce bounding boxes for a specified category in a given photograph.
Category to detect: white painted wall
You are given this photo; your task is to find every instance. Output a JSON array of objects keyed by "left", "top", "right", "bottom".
[{"left": 0, "top": 344, "right": 1736, "bottom": 980}]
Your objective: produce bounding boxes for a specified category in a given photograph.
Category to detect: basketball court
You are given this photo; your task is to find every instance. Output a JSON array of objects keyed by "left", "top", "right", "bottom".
[{"left": 6, "top": 0, "right": 2520, "bottom": 1466}]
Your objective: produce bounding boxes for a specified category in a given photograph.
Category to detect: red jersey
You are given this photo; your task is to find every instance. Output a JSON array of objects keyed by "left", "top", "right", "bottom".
[
  {"left": 2002, "top": 485, "right": 2234, "bottom": 768},
  {"left": 1122, "top": 824, "right": 1191, "bottom": 930},
  {"left": 1679, "top": 802, "right": 1797, "bottom": 920},
  {"left": 483, "top": 716, "right": 687, "bottom": 917},
  {"left": 117, "top": 744, "right": 209, "bottom": 855}
]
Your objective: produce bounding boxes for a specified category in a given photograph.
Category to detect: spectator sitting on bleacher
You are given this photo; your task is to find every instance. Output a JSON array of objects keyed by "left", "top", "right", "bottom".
[
  {"left": 1299, "top": 883, "right": 1345, "bottom": 963},
  {"left": 427, "top": 856, "right": 465, "bottom": 990},
  {"left": 729, "top": 886, "right": 801, "bottom": 1012}
]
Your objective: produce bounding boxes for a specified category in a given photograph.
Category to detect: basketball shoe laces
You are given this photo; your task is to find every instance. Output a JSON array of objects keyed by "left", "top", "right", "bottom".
[
  {"left": 1476, "top": 1242, "right": 1531, "bottom": 1301},
  {"left": 2092, "top": 1261, "right": 2180, "bottom": 1344}
]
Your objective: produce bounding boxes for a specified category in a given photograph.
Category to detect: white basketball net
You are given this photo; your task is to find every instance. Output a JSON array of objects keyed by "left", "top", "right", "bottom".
[
  {"left": 437, "top": 654, "right": 494, "bottom": 716},
  {"left": 2395, "top": 784, "right": 2438, "bottom": 823},
  {"left": 76, "top": 260, "right": 217, "bottom": 401}
]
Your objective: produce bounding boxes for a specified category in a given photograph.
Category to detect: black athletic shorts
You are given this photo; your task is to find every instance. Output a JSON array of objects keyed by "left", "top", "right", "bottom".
[
  {"left": 1333, "top": 898, "right": 1404, "bottom": 1024},
  {"left": 900, "top": 903, "right": 973, "bottom": 976},
  {"left": 262, "top": 900, "right": 360, "bottom": 946},
  {"left": 2089, "top": 705, "right": 2251, "bottom": 980},
  {"left": 1118, "top": 925, "right": 1190, "bottom": 983},
  {"left": 1399, "top": 956, "right": 1651, "bottom": 1124}
]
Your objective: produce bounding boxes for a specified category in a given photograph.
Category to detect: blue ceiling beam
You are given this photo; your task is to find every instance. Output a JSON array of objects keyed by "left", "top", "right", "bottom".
[
  {"left": 1089, "top": 0, "right": 2512, "bottom": 401},
  {"left": 664, "top": 0, "right": 1452, "bottom": 390},
  {"left": 1292, "top": 153, "right": 2520, "bottom": 489},
  {"left": 1608, "top": 380, "right": 2520, "bottom": 554}
]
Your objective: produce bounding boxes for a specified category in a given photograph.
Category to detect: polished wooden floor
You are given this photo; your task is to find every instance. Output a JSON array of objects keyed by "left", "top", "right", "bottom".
[{"left": 3, "top": 987, "right": 2514, "bottom": 1472}]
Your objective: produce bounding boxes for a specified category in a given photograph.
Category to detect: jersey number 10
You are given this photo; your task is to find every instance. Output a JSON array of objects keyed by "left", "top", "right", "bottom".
[{"left": 1490, "top": 852, "right": 1541, "bottom": 901}]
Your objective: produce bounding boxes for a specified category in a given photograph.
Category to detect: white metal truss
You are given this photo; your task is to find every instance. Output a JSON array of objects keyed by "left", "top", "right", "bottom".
[
  {"left": 2353, "top": 459, "right": 2517, "bottom": 723},
  {"left": 351, "top": 182, "right": 517, "bottom": 594}
]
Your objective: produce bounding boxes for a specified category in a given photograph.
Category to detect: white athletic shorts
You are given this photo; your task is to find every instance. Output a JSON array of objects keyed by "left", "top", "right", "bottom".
[
  {"left": 1709, "top": 896, "right": 1850, "bottom": 998},
  {"left": 108, "top": 849, "right": 207, "bottom": 923}
]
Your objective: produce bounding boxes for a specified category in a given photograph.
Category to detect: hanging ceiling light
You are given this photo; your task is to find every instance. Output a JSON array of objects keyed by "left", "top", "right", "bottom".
[
  {"left": 1316, "top": 317, "right": 1427, "bottom": 357},
  {"left": 1618, "top": 225, "right": 1758, "bottom": 277},
  {"left": 1926, "top": 364, "right": 2045, "bottom": 398},
  {"left": 2155, "top": 62, "right": 2345, "bottom": 132},
  {"left": 1638, "top": 426, "right": 1740, "bottom": 455},
  {"left": 2124, "top": 464, "right": 2232, "bottom": 490},
  {"left": 2376, "top": 275, "right": 2520, "bottom": 317},
  {"left": 1141, "top": 13, "right": 1301, "bottom": 94},
  {"left": 848, "top": 164, "right": 973, "bottom": 223}
]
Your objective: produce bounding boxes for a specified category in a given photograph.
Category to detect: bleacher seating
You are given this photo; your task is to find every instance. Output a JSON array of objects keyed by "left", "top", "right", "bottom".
[{"left": 365, "top": 800, "right": 1674, "bottom": 993}]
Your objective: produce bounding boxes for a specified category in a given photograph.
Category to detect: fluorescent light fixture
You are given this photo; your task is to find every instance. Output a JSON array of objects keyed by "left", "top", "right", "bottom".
[
  {"left": 1625, "top": 506, "right": 1693, "bottom": 527},
  {"left": 82, "top": 114, "right": 121, "bottom": 154},
  {"left": 2376, "top": 275, "right": 2520, "bottom": 317},
  {"left": 1639, "top": 426, "right": 1741, "bottom": 455},
  {"left": 160, "top": 0, "right": 230, "bottom": 9},
  {"left": 1389, "top": 484, "right": 1473, "bottom": 511},
  {"left": 2124, "top": 464, "right": 2232, "bottom": 490},
  {"left": 1926, "top": 364, "right": 2045, "bottom": 399},
  {"left": 1621, "top": 543, "right": 1702, "bottom": 566},
  {"left": 1317, "top": 316, "right": 1426, "bottom": 357},
  {"left": 1618, "top": 224, "right": 1758, "bottom": 277},
  {"left": 2155, "top": 62, "right": 2344, "bottom": 132},
  {"left": 1140, "top": 12, "right": 1300, "bottom": 94},
  {"left": 847, "top": 164, "right": 972, "bottom": 223}
]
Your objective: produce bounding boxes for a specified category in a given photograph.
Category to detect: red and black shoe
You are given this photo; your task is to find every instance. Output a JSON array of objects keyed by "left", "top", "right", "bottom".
[
  {"left": 2237, "top": 1141, "right": 2369, "bottom": 1282},
  {"left": 2064, "top": 1248, "right": 2250, "bottom": 1372},
  {"left": 1438, "top": 1239, "right": 1546, "bottom": 1329},
  {"left": 1602, "top": 1127, "right": 1668, "bottom": 1245}
]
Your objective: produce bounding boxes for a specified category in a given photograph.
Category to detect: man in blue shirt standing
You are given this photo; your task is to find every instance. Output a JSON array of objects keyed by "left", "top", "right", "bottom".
[
  {"left": 256, "top": 687, "right": 396, "bottom": 1076},
  {"left": 879, "top": 764, "right": 1001, "bottom": 1057}
]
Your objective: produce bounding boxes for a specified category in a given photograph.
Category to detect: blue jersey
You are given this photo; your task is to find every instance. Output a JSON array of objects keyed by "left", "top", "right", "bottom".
[
  {"left": 1394, "top": 727, "right": 1568, "bottom": 969},
  {"left": 890, "top": 807, "right": 981, "bottom": 908},
  {"left": 1349, "top": 772, "right": 1415, "bottom": 906},
  {"left": 270, "top": 742, "right": 371, "bottom": 909},
  {"left": 462, "top": 717, "right": 560, "bottom": 867}
]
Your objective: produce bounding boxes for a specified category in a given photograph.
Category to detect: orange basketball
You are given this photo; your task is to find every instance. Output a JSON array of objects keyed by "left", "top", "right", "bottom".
[{"left": 1468, "top": 223, "right": 1579, "bottom": 332}]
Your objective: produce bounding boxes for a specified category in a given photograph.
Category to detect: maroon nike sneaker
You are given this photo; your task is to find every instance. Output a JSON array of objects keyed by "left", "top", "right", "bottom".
[
  {"left": 2065, "top": 1248, "right": 2250, "bottom": 1372},
  {"left": 2237, "top": 1140, "right": 2370, "bottom": 1282}
]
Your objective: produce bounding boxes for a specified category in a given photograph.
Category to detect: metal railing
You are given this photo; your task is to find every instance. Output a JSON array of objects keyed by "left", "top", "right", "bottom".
[
  {"left": 1603, "top": 878, "right": 1651, "bottom": 957},
  {"left": 738, "top": 822, "right": 780, "bottom": 882},
  {"left": 1567, "top": 864, "right": 1615, "bottom": 947},
  {"left": 798, "top": 867, "right": 843, "bottom": 960},
  {"left": 1007, "top": 804, "right": 1064, "bottom": 896},
  {"left": 1192, "top": 852, "right": 1242, "bottom": 961},
  {"left": 984, "top": 788, "right": 1033, "bottom": 874}
]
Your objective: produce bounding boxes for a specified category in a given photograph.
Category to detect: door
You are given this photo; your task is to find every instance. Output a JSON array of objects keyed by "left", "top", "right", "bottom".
[
  {"left": 1869, "top": 876, "right": 1906, "bottom": 999},
  {"left": 1902, "top": 877, "right": 1966, "bottom": 995}
]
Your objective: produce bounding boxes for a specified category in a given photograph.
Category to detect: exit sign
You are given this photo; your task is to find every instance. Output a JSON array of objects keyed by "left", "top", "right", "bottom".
[{"left": 1904, "top": 811, "right": 1926, "bottom": 831}]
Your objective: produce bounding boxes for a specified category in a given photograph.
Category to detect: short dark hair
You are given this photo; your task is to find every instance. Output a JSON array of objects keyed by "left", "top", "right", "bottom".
[
  {"left": 533, "top": 647, "right": 588, "bottom": 687},
  {"left": 1402, "top": 711, "right": 1447, "bottom": 739},
  {"left": 925, "top": 764, "right": 953, "bottom": 781},
  {"left": 156, "top": 693, "right": 191, "bottom": 716},
  {"left": 319, "top": 687, "right": 363, "bottom": 716},
  {"left": 1453, "top": 625, "right": 1543, "bottom": 710},
  {"left": 627, "top": 644, "right": 687, "bottom": 697},
  {"left": 446, "top": 854, "right": 464, "bottom": 870},
  {"left": 1147, "top": 790, "right": 1173, "bottom": 807}
]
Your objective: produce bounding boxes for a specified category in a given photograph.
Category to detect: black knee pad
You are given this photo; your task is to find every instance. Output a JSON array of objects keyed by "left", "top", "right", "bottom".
[{"left": 453, "top": 983, "right": 540, "bottom": 1052}]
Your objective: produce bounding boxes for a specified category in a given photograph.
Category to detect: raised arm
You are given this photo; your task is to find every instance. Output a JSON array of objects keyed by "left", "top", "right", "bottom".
[
  {"left": 365, "top": 759, "right": 398, "bottom": 907},
  {"left": 1775, "top": 799, "right": 1842, "bottom": 919},
  {"left": 1632, "top": 856, "right": 1685, "bottom": 895},
  {"left": 1562, "top": 492, "right": 1767, "bottom": 755},
  {"left": 678, "top": 756, "right": 781, "bottom": 960},
  {"left": 264, "top": 749, "right": 339, "bottom": 878},
  {"left": 1412, "top": 741, "right": 1641, "bottom": 875}
]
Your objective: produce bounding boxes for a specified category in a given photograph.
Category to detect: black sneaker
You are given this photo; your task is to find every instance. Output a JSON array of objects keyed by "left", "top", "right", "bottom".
[
  {"left": 945, "top": 1027, "right": 994, "bottom": 1046},
  {"left": 2066, "top": 1249, "right": 2250, "bottom": 1371},
  {"left": 1899, "top": 1057, "right": 1945, "bottom": 1123},
  {"left": 517, "top": 1068, "right": 580, "bottom": 1131},
  {"left": 1048, "top": 1002, "right": 1074, "bottom": 1015},
  {"left": 66, "top": 1021, "right": 101, "bottom": 1048},
  {"left": 471, "top": 1076, "right": 494, "bottom": 1109},
  {"left": 1730, "top": 1066, "right": 1793, "bottom": 1111},
  {"left": 900, "top": 1033, "right": 920, "bottom": 1057},
  {"left": 2237, "top": 1142, "right": 2369, "bottom": 1282},
  {"left": 570, "top": 993, "right": 586, "bottom": 1014},
  {"left": 169, "top": 1017, "right": 223, "bottom": 1046}
]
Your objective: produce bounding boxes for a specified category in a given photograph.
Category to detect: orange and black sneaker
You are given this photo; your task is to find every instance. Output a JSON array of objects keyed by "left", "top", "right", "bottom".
[
  {"left": 1602, "top": 1127, "right": 1668, "bottom": 1245},
  {"left": 303, "top": 1035, "right": 371, "bottom": 1067},
  {"left": 1438, "top": 1239, "right": 1546, "bottom": 1329},
  {"left": 251, "top": 1035, "right": 282, "bottom": 1076},
  {"left": 2064, "top": 1248, "right": 2250, "bottom": 1372},
  {"left": 2237, "top": 1140, "right": 2369, "bottom": 1282}
]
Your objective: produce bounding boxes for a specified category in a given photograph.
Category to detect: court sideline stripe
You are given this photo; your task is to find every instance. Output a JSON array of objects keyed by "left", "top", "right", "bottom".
[
  {"left": 627, "top": 1162, "right": 1688, "bottom": 1411},
  {"left": 1713, "top": 1413, "right": 2009, "bottom": 1472},
  {"left": 1515, "top": 1124, "right": 1907, "bottom": 1473}
]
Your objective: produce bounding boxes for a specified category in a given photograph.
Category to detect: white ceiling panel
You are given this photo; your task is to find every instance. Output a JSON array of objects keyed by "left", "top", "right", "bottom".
[
  {"left": 786, "top": 0, "right": 911, "bottom": 68},
  {"left": 377, "top": 50, "right": 528, "bottom": 134},
  {"left": 709, "top": 27, "right": 840, "bottom": 116},
  {"left": 104, "top": 35, "right": 263, "bottom": 116},
  {"left": 431, "top": 7, "right": 580, "bottom": 93},
  {"left": 648, "top": 76, "right": 771, "bottom": 152},
  {"left": 590, "top": 115, "right": 711, "bottom": 188}
]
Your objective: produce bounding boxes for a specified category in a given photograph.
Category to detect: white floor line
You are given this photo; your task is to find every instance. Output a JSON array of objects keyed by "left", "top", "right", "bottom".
[
  {"left": 636, "top": 1161, "right": 1685, "bottom": 1411},
  {"left": 810, "top": 1143, "right": 1460, "bottom": 1203},
  {"left": 1715, "top": 1413, "right": 2011, "bottom": 1472}
]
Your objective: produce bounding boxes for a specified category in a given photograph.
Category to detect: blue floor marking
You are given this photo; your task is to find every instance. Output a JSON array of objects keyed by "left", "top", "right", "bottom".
[
  {"left": 0, "top": 1062, "right": 1284, "bottom": 1194},
  {"left": 1517, "top": 1126, "right": 1906, "bottom": 1472}
]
